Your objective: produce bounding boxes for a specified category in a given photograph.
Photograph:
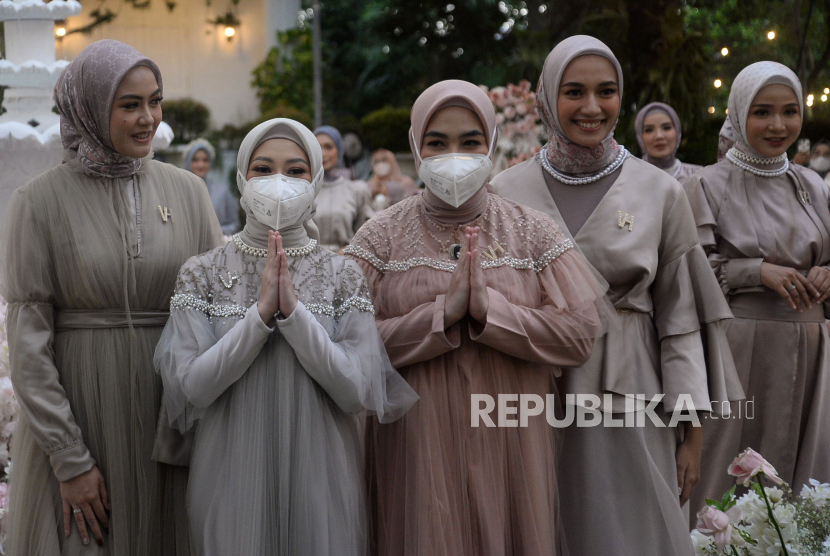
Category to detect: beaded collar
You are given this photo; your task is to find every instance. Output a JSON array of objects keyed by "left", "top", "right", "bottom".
[
  {"left": 232, "top": 234, "right": 318, "bottom": 258},
  {"left": 726, "top": 147, "right": 789, "bottom": 177}
]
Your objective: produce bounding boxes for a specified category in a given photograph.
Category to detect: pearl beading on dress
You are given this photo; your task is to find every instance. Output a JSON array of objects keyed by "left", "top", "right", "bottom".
[
  {"left": 344, "top": 240, "right": 573, "bottom": 274},
  {"left": 232, "top": 234, "right": 318, "bottom": 258},
  {"left": 726, "top": 148, "right": 789, "bottom": 177},
  {"left": 170, "top": 293, "right": 247, "bottom": 318},
  {"left": 536, "top": 146, "right": 630, "bottom": 185}
]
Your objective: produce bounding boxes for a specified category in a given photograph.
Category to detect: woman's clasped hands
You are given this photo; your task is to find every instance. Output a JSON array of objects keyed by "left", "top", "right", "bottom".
[
  {"left": 444, "top": 226, "right": 490, "bottom": 329},
  {"left": 257, "top": 230, "right": 299, "bottom": 326}
]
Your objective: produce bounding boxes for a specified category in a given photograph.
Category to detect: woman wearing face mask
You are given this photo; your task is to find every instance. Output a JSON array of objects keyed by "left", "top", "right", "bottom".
[
  {"left": 347, "top": 80, "right": 611, "bottom": 556},
  {"left": 0, "top": 40, "right": 223, "bottom": 555},
  {"left": 684, "top": 62, "right": 830, "bottom": 519},
  {"left": 635, "top": 102, "right": 702, "bottom": 180},
  {"left": 368, "top": 148, "right": 420, "bottom": 208},
  {"left": 491, "top": 36, "right": 741, "bottom": 556},
  {"left": 808, "top": 140, "right": 830, "bottom": 181},
  {"left": 183, "top": 138, "right": 240, "bottom": 235},
  {"left": 314, "top": 125, "right": 375, "bottom": 252},
  {"left": 155, "top": 118, "right": 417, "bottom": 556}
]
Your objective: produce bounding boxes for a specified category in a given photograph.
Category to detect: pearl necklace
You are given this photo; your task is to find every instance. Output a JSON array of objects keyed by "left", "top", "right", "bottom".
[
  {"left": 232, "top": 234, "right": 318, "bottom": 258},
  {"left": 536, "top": 146, "right": 629, "bottom": 185},
  {"left": 726, "top": 148, "right": 789, "bottom": 177},
  {"left": 728, "top": 147, "right": 787, "bottom": 166}
]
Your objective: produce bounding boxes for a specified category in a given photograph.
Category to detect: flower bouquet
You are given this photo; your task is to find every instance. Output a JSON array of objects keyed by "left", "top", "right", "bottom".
[
  {"left": 691, "top": 448, "right": 830, "bottom": 555},
  {"left": 479, "top": 81, "right": 547, "bottom": 174}
]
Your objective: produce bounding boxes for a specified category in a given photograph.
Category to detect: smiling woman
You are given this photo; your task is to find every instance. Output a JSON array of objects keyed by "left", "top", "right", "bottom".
[
  {"left": 635, "top": 102, "right": 703, "bottom": 180},
  {"left": 0, "top": 39, "right": 224, "bottom": 556}
]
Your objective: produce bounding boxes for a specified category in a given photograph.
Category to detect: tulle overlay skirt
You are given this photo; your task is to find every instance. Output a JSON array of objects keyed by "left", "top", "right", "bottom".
[
  {"left": 5, "top": 325, "right": 191, "bottom": 556},
  {"left": 367, "top": 331, "right": 562, "bottom": 556}
]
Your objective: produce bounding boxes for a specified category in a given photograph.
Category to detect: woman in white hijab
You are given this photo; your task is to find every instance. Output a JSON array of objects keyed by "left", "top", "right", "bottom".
[
  {"left": 492, "top": 35, "right": 742, "bottom": 556},
  {"left": 684, "top": 62, "right": 830, "bottom": 520},
  {"left": 154, "top": 118, "right": 418, "bottom": 556}
]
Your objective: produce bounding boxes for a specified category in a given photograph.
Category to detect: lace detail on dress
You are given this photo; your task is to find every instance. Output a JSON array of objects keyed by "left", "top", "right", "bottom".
[
  {"left": 348, "top": 194, "right": 573, "bottom": 274},
  {"left": 170, "top": 241, "right": 374, "bottom": 322}
]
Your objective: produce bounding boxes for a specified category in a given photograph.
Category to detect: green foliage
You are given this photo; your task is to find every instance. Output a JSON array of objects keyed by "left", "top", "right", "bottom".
[
  {"left": 361, "top": 106, "right": 411, "bottom": 152},
  {"left": 251, "top": 27, "right": 315, "bottom": 122},
  {"left": 161, "top": 98, "right": 211, "bottom": 145}
]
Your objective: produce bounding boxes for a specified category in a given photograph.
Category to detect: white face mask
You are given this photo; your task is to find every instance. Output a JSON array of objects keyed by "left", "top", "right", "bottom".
[
  {"left": 241, "top": 170, "right": 321, "bottom": 230},
  {"left": 809, "top": 156, "right": 830, "bottom": 174},
  {"left": 413, "top": 129, "right": 495, "bottom": 208},
  {"left": 374, "top": 161, "right": 392, "bottom": 178}
]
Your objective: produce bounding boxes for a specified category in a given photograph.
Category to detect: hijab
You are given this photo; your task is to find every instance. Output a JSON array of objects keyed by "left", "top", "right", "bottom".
[
  {"left": 236, "top": 118, "right": 323, "bottom": 249},
  {"left": 727, "top": 61, "right": 803, "bottom": 162},
  {"left": 536, "top": 35, "right": 624, "bottom": 176},
  {"left": 635, "top": 102, "right": 682, "bottom": 170},
  {"left": 408, "top": 79, "right": 498, "bottom": 225},
  {"left": 717, "top": 119, "right": 737, "bottom": 162},
  {"left": 183, "top": 138, "right": 216, "bottom": 171},
  {"left": 54, "top": 39, "right": 162, "bottom": 178}
]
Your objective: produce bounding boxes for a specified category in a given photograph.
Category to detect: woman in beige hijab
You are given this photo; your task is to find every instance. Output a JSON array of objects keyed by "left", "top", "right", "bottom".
[
  {"left": 684, "top": 61, "right": 830, "bottom": 521},
  {"left": 0, "top": 40, "right": 223, "bottom": 555},
  {"left": 492, "top": 35, "right": 742, "bottom": 556}
]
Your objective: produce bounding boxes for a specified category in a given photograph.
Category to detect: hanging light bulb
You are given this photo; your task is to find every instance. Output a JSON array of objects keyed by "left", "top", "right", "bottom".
[
  {"left": 55, "top": 26, "right": 67, "bottom": 38},
  {"left": 224, "top": 26, "right": 236, "bottom": 39},
  {"left": 708, "top": 107, "right": 716, "bottom": 114},
  {"left": 714, "top": 79, "right": 723, "bottom": 88},
  {"left": 721, "top": 47, "right": 729, "bottom": 56},
  {"left": 767, "top": 31, "right": 776, "bottom": 40}
]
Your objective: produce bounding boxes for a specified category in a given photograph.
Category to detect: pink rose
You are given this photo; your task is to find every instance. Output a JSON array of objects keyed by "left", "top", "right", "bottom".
[
  {"left": 516, "top": 103, "right": 528, "bottom": 116},
  {"left": 495, "top": 113, "right": 506, "bottom": 126},
  {"left": 504, "top": 106, "right": 517, "bottom": 120},
  {"left": 696, "top": 505, "right": 742, "bottom": 549},
  {"left": 728, "top": 448, "right": 783, "bottom": 487}
]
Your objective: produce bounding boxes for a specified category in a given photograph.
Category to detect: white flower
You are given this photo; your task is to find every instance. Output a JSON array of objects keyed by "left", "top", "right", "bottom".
[
  {"left": 690, "top": 529, "right": 715, "bottom": 555},
  {"left": 765, "top": 486, "right": 784, "bottom": 504},
  {"left": 800, "top": 478, "right": 830, "bottom": 508}
]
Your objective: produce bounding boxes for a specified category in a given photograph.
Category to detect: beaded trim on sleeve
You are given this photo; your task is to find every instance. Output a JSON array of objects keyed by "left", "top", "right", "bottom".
[
  {"left": 170, "top": 293, "right": 247, "bottom": 318},
  {"left": 335, "top": 295, "right": 375, "bottom": 319},
  {"left": 345, "top": 240, "right": 573, "bottom": 274}
]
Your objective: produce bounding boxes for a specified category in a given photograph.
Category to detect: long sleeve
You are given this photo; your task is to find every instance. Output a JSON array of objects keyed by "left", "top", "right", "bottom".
[
  {"left": 0, "top": 188, "right": 94, "bottom": 482},
  {"left": 352, "top": 258, "right": 461, "bottom": 368},
  {"left": 278, "top": 257, "right": 416, "bottom": 421},
  {"left": 154, "top": 257, "right": 273, "bottom": 432},
  {"left": 468, "top": 248, "right": 601, "bottom": 367}
]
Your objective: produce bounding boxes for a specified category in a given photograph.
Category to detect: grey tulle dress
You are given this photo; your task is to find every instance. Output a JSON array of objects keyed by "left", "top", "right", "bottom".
[{"left": 154, "top": 237, "right": 418, "bottom": 556}]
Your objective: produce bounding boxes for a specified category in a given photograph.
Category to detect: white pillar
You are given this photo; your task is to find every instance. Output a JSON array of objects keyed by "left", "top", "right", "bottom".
[{"left": 264, "top": 0, "right": 301, "bottom": 50}]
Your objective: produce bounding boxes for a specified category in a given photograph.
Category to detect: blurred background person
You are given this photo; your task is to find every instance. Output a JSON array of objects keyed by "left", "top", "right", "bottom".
[
  {"left": 314, "top": 125, "right": 374, "bottom": 252},
  {"left": 635, "top": 102, "right": 702, "bottom": 180},
  {"left": 368, "top": 148, "right": 420, "bottom": 210},
  {"left": 183, "top": 138, "right": 240, "bottom": 235}
]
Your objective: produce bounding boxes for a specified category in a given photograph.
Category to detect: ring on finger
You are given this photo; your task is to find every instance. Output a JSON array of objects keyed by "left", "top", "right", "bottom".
[
  {"left": 786, "top": 284, "right": 797, "bottom": 292},
  {"left": 73, "top": 508, "right": 83, "bottom": 514}
]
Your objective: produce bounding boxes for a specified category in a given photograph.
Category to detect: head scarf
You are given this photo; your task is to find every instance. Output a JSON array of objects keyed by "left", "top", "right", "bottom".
[
  {"left": 727, "top": 61, "right": 803, "bottom": 159},
  {"left": 536, "top": 35, "right": 624, "bottom": 175},
  {"left": 409, "top": 79, "right": 498, "bottom": 223},
  {"left": 717, "top": 119, "right": 737, "bottom": 162},
  {"left": 313, "top": 125, "right": 345, "bottom": 168},
  {"left": 54, "top": 39, "right": 162, "bottom": 178},
  {"left": 408, "top": 79, "right": 498, "bottom": 172},
  {"left": 635, "top": 102, "right": 682, "bottom": 169},
  {"left": 237, "top": 118, "right": 323, "bottom": 248},
  {"left": 182, "top": 138, "right": 216, "bottom": 173}
]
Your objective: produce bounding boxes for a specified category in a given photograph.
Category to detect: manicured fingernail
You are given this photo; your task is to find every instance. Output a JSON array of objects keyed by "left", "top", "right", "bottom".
[{"left": 83, "top": 538, "right": 89, "bottom": 545}]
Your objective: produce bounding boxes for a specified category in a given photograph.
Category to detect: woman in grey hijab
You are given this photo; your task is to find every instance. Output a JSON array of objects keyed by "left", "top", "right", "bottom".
[
  {"left": 0, "top": 39, "right": 223, "bottom": 555},
  {"left": 183, "top": 138, "right": 240, "bottom": 235}
]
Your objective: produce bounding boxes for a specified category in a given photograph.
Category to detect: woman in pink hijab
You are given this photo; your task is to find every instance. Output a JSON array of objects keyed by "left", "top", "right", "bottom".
[
  {"left": 492, "top": 35, "right": 742, "bottom": 556},
  {"left": 346, "top": 79, "right": 611, "bottom": 556}
]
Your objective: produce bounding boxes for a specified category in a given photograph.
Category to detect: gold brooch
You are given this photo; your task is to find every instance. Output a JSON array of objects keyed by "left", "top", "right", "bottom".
[
  {"left": 617, "top": 211, "right": 634, "bottom": 232},
  {"left": 481, "top": 241, "right": 506, "bottom": 261},
  {"left": 158, "top": 206, "right": 171, "bottom": 223}
]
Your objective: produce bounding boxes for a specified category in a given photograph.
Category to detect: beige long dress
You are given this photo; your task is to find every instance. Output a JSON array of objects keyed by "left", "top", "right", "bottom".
[
  {"left": 0, "top": 156, "right": 223, "bottom": 555},
  {"left": 492, "top": 155, "right": 742, "bottom": 556},
  {"left": 684, "top": 159, "right": 830, "bottom": 519},
  {"left": 314, "top": 176, "right": 374, "bottom": 252}
]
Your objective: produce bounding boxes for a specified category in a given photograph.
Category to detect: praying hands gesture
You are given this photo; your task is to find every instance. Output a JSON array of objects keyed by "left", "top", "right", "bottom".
[
  {"left": 444, "top": 226, "right": 489, "bottom": 329},
  {"left": 257, "top": 231, "right": 298, "bottom": 326}
]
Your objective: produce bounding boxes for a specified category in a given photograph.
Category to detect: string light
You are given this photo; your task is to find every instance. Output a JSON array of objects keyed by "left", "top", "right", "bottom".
[
  {"left": 55, "top": 27, "right": 66, "bottom": 37},
  {"left": 822, "top": 94, "right": 828, "bottom": 102},
  {"left": 708, "top": 107, "right": 716, "bottom": 114},
  {"left": 824, "top": 88, "right": 829, "bottom": 94},
  {"left": 807, "top": 94, "right": 814, "bottom": 107},
  {"left": 714, "top": 79, "right": 723, "bottom": 88},
  {"left": 224, "top": 26, "right": 236, "bottom": 39},
  {"left": 767, "top": 31, "right": 776, "bottom": 40},
  {"left": 721, "top": 47, "right": 729, "bottom": 56}
]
